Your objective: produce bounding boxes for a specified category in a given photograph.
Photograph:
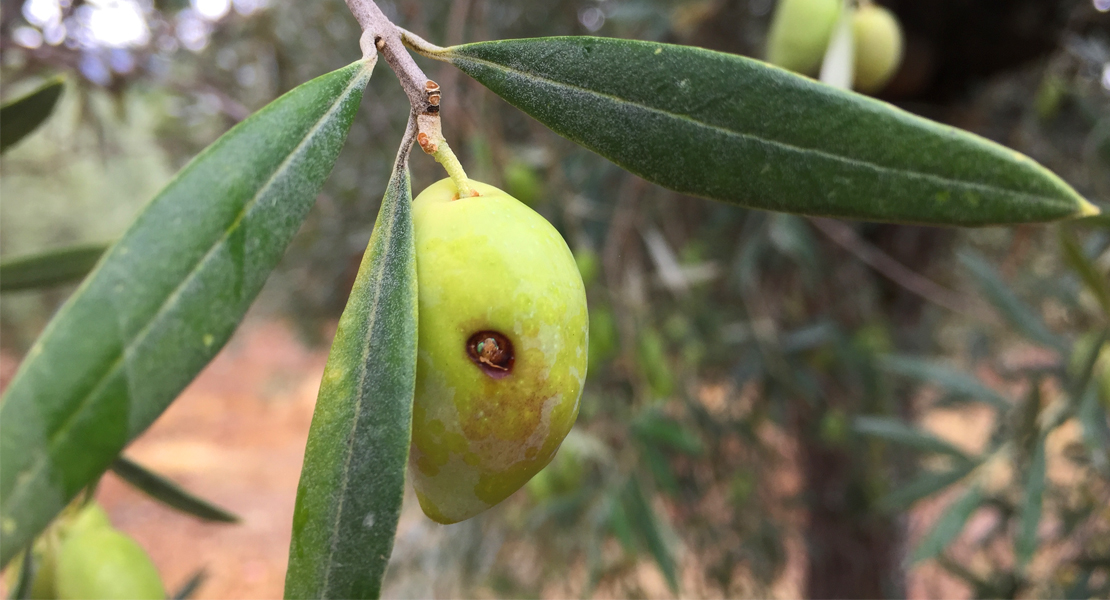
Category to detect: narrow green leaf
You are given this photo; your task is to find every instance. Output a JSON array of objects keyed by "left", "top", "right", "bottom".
[
  {"left": 1059, "top": 228, "right": 1110, "bottom": 320},
  {"left": 1015, "top": 435, "right": 1047, "bottom": 569},
  {"left": 622, "top": 476, "right": 679, "bottom": 594},
  {"left": 171, "top": 569, "right": 207, "bottom": 600},
  {"left": 1069, "top": 330, "right": 1108, "bottom": 401},
  {"left": 879, "top": 354, "right": 1011, "bottom": 411},
  {"left": 959, "top": 250, "right": 1064, "bottom": 351},
  {"left": 1078, "top": 387, "right": 1110, "bottom": 475},
  {"left": 110, "top": 456, "right": 239, "bottom": 523},
  {"left": 910, "top": 484, "right": 984, "bottom": 565},
  {"left": 284, "top": 160, "right": 418, "bottom": 600},
  {"left": 853, "top": 416, "right": 974, "bottom": 461},
  {"left": 639, "top": 444, "right": 679, "bottom": 495},
  {"left": 432, "top": 37, "right": 1095, "bottom": 225},
  {"left": 0, "top": 243, "right": 110, "bottom": 293},
  {"left": 631, "top": 409, "right": 704, "bottom": 455},
  {"left": 1, "top": 77, "right": 64, "bottom": 153},
  {"left": 8, "top": 548, "right": 33, "bottom": 600},
  {"left": 607, "top": 492, "right": 636, "bottom": 554},
  {"left": 0, "top": 60, "right": 373, "bottom": 568},
  {"left": 879, "top": 462, "right": 978, "bottom": 512}
]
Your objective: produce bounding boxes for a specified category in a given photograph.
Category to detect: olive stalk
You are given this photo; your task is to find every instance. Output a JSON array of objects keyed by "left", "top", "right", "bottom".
[{"left": 343, "top": 0, "right": 474, "bottom": 196}]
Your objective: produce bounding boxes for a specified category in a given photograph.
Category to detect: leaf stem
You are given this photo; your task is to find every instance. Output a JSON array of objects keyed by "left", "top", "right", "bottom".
[{"left": 343, "top": 0, "right": 473, "bottom": 191}]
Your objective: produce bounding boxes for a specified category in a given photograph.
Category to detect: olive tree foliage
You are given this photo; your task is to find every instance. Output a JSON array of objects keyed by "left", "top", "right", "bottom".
[{"left": 1, "top": 0, "right": 1108, "bottom": 598}]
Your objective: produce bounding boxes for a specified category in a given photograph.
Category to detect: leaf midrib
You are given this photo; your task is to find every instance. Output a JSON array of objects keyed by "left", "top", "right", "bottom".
[
  {"left": 1, "top": 63, "right": 370, "bottom": 523},
  {"left": 450, "top": 51, "right": 1063, "bottom": 207}
]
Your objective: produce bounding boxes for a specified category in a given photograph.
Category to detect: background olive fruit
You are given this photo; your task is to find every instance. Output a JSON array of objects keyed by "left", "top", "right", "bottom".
[
  {"left": 851, "top": 3, "right": 904, "bottom": 93},
  {"left": 765, "top": 0, "right": 842, "bottom": 76},
  {"left": 5, "top": 502, "right": 113, "bottom": 599},
  {"left": 409, "top": 178, "right": 588, "bottom": 524},
  {"left": 55, "top": 528, "right": 164, "bottom": 600}
]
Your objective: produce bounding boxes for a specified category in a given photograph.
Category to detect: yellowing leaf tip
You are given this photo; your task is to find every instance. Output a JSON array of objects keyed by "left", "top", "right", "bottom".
[{"left": 1078, "top": 198, "right": 1101, "bottom": 218}]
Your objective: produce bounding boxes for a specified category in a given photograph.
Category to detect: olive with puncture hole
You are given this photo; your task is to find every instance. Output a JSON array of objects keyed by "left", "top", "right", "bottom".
[{"left": 409, "top": 177, "right": 588, "bottom": 524}]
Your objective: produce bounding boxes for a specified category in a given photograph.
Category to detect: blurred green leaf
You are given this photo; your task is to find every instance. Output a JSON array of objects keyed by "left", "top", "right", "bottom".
[
  {"left": 1015, "top": 435, "right": 1047, "bottom": 569},
  {"left": 284, "top": 156, "right": 417, "bottom": 600},
  {"left": 607, "top": 492, "right": 636, "bottom": 554},
  {"left": 8, "top": 547, "right": 33, "bottom": 600},
  {"left": 879, "top": 462, "right": 978, "bottom": 512},
  {"left": 0, "top": 77, "right": 64, "bottom": 153},
  {"left": 623, "top": 476, "right": 679, "bottom": 594},
  {"left": 110, "top": 456, "right": 239, "bottom": 523},
  {"left": 1078, "top": 387, "right": 1110, "bottom": 475},
  {"left": 1059, "top": 228, "right": 1110, "bottom": 320},
  {"left": 0, "top": 60, "right": 373, "bottom": 568},
  {"left": 910, "top": 484, "right": 984, "bottom": 565},
  {"left": 0, "top": 243, "right": 110, "bottom": 293},
  {"left": 637, "top": 327, "right": 674, "bottom": 399},
  {"left": 879, "top": 354, "right": 1011, "bottom": 411},
  {"left": 171, "top": 569, "right": 207, "bottom": 600},
  {"left": 959, "top": 251, "right": 1064, "bottom": 351},
  {"left": 853, "top": 416, "right": 975, "bottom": 461},
  {"left": 1064, "top": 567, "right": 1095, "bottom": 600},
  {"left": 768, "top": 214, "right": 819, "bottom": 280},
  {"left": 632, "top": 409, "right": 704, "bottom": 455},
  {"left": 432, "top": 37, "right": 1094, "bottom": 225},
  {"left": 640, "top": 444, "right": 679, "bottom": 495},
  {"left": 1069, "top": 330, "right": 1108, "bottom": 400}
]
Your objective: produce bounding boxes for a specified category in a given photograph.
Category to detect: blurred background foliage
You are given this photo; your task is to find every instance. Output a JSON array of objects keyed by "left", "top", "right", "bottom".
[{"left": 2, "top": 0, "right": 1109, "bottom": 598}]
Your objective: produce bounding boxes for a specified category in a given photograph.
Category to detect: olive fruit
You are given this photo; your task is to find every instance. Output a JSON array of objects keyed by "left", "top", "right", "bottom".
[
  {"left": 409, "top": 178, "right": 588, "bottom": 524},
  {"left": 5, "top": 502, "right": 113, "bottom": 599},
  {"left": 55, "top": 528, "right": 164, "bottom": 600},
  {"left": 60, "top": 502, "right": 111, "bottom": 538},
  {"left": 851, "top": 3, "right": 904, "bottom": 94},
  {"left": 765, "top": 0, "right": 842, "bottom": 76}
]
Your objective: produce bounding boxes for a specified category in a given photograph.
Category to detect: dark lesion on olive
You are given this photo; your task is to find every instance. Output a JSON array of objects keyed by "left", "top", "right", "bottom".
[{"left": 466, "top": 331, "right": 514, "bottom": 379}]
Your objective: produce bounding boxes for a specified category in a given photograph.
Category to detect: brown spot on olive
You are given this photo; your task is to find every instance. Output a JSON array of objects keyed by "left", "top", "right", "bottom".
[{"left": 467, "top": 331, "right": 514, "bottom": 379}]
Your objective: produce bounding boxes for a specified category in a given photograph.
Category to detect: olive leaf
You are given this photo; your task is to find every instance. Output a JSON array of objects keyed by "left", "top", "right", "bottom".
[
  {"left": 1015, "top": 435, "right": 1047, "bottom": 569},
  {"left": 959, "top": 250, "right": 1065, "bottom": 352},
  {"left": 910, "top": 484, "right": 984, "bottom": 565},
  {"left": 1059, "top": 227, "right": 1110, "bottom": 320},
  {"left": 853, "top": 416, "right": 975, "bottom": 461},
  {"left": 426, "top": 37, "right": 1096, "bottom": 226},
  {"left": 0, "top": 60, "right": 373, "bottom": 568},
  {"left": 0, "top": 242, "right": 110, "bottom": 293},
  {"left": 622, "top": 476, "right": 679, "bottom": 594},
  {"left": 110, "top": 456, "right": 239, "bottom": 523},
  {"left": 284, "top": 154, "right": 418, "bottom": 600},
  {"left": 171, "top": 569, "right": 208, "bottom": 600},
  {"left": 878, "top": 354, "right": 1011, "bottom": 411},
  {"left": 8, "top": 548, "right": 34, "bottom": 600},
  {"left": 878, "top": 462, "right": 978, "bottom": 512},
  {"left": 0, "top": 76, "right": 64, "bottom": 153}
]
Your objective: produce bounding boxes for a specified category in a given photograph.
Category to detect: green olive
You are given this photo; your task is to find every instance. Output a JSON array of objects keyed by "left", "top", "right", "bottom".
[
  {"left": 55, "top": 528, "right": 164, "bottom": 600},
  {"left": 766, "top": 0, "right": 842, "bottom": 76},
  {"left": 59, "top": 502, "right": 112, "bottom": 539},
  {"left": 409, "top": 178, "right": 588, "bottom": 524},
  {"left": 5, "top": 502, "right": 113, "bottom": 599},
  {"left": 851, "top": 3, "right": 904, "bottom": 94}
]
